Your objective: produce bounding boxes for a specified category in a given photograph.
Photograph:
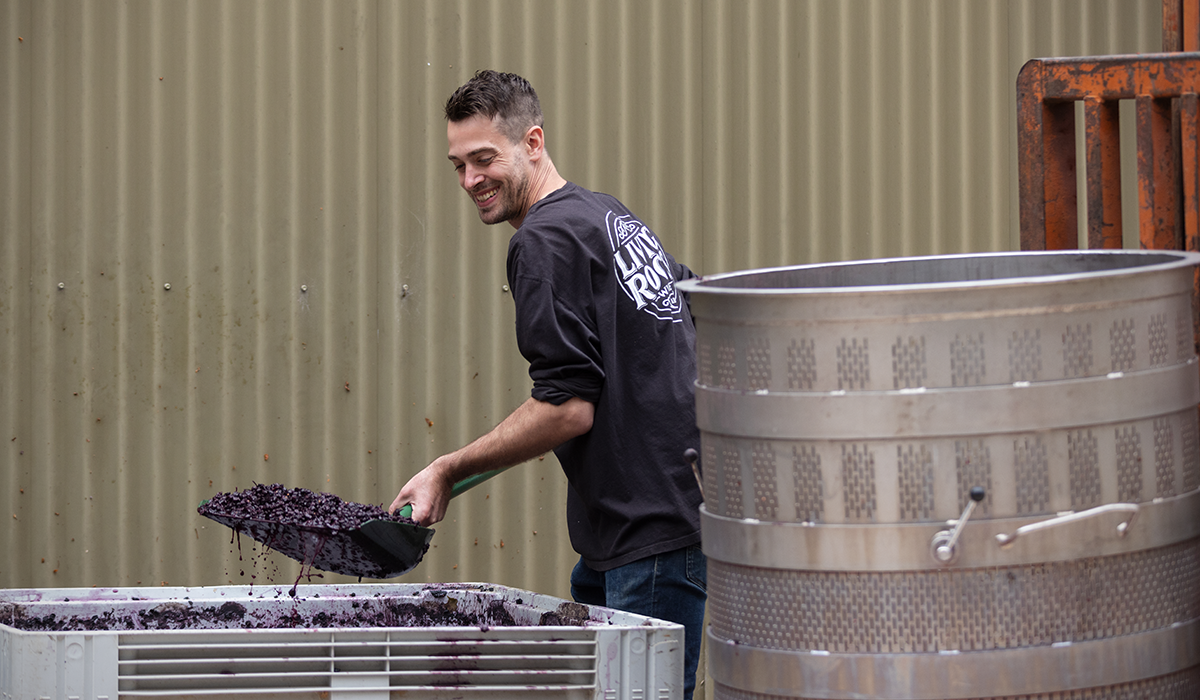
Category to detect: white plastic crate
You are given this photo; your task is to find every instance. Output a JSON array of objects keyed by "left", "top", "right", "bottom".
[{"left": 0, "top": 583, "right": 683, "bottom": 699}]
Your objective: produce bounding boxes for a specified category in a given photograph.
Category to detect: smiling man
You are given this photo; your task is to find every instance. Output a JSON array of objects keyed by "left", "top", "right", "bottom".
[{"left": 391, "top": 70, "right": 706, "bottom": 698}]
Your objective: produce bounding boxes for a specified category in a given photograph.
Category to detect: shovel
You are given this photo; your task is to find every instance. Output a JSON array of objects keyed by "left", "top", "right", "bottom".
[{"left": 199, "top": 468, "right": 509, "bottom": 579}]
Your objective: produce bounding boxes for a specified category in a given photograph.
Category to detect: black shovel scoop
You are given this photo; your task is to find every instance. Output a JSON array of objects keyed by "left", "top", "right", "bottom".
[{"left": 199, "top": 469, "right": 507, "bottom": 579}]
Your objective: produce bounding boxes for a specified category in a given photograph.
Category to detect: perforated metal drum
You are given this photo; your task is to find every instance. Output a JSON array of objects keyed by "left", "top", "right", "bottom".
[{"left": 679, "top": 250, "right": 1200, "bottom": 700}]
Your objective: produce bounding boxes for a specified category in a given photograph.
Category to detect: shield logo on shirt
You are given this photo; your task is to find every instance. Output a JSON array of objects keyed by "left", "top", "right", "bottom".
[{"left": 606, "top": 211, "right": 685, "bottom": 322}]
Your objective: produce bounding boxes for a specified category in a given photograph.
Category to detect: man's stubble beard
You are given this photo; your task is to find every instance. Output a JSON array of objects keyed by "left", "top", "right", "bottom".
[{"left": 479, "top": 166, "right": 532, "bottom": 226}]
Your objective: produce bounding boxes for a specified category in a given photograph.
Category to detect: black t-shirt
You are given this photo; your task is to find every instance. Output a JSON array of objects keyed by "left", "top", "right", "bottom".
[{"left": 506, "top": 182, "right": 702, "bottom": 571}]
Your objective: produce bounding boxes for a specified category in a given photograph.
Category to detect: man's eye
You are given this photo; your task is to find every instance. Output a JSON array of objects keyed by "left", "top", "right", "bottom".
[
  {"left": 478, "top": 157, "right": 492, "bottom": 165},
  {"left": 453, "top": 163, "right": 464, "bottom": 171}
]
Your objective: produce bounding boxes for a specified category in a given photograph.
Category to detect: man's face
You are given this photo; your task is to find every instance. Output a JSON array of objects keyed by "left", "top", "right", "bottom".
[{"left": 447, "top": 114, "right": 532, "bottom": 226}]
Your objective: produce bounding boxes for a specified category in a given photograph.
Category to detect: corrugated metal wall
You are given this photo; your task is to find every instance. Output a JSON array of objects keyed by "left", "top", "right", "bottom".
[{"left": 1, "top": 0, "right": 1161, "bottom": 604}]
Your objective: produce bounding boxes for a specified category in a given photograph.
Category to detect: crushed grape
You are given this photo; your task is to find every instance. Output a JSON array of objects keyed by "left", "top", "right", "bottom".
[
  {"left": 199, "top": 483, "right": 418, "bottom": 530},
  {"left": 197, "top": 483, "right": 429, "bottom": 579}
]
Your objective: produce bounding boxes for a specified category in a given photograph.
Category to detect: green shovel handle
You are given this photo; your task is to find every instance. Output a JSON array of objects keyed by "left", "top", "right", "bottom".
[{"left": 396, "top": 467, "right": 510, "bottom": 519}]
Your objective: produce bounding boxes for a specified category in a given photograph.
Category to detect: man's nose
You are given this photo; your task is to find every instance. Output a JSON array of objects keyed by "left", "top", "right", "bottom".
[{"left": 462, "top": 164, "right": 485, "bottom": 190}]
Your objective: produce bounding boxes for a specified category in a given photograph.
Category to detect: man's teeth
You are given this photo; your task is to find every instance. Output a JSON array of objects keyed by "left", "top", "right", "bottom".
[{"left": 475, "top": 189, "right": 497, "bottom": 203}]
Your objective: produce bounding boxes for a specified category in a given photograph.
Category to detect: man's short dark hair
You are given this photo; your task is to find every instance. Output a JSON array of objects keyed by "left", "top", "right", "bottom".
[{"left": 444, "top": 70, "right": 544, "bottom": 144}]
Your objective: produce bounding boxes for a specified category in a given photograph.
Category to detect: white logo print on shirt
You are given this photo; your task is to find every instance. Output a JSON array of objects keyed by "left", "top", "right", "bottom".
[{"left": 605, "top": 211, "right": 685, "bottom": 322}]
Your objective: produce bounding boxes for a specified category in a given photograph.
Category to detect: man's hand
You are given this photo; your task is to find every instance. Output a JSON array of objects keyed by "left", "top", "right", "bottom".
[
  {"left": 390, "top": 456, "right": 456, "bottom": 526},
  {"left": 388, "top": 396, "right": 594, "bottom": 527}
]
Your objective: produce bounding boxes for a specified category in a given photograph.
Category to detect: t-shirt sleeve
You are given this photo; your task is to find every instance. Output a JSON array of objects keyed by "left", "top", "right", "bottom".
[
  {"left": 510, "top": 273, "right": 605, "bottom": 405},
  {"left": 674, "top": 260, "right": 698, "bottom": 320}
]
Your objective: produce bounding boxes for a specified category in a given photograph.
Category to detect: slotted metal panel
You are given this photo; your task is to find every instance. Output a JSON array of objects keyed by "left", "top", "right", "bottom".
[{"left": 0, "top": 0, "right": 1163, "bottom": 608}]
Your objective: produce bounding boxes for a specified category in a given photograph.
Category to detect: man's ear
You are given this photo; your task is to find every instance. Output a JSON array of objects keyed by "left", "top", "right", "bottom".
[{"left": 524, "top": 125, "right": 546, "bottom": 160}]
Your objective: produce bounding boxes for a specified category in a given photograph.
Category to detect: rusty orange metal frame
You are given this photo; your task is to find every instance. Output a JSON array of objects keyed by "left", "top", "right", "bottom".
[
  {"left": 1164, "top": 0, "right": 1200, "bottom": 52},
  {"left": 1016, "top": 53, "right": 1200, "bottom": 254}
]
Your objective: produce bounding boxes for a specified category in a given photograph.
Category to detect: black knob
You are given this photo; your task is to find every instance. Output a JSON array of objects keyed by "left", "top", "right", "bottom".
[
  {"left": 970, "top": 486, "right": 986, "bottom": 502},
  {"left": 684, "top": 448, "right": 699, "bottom": 464}
]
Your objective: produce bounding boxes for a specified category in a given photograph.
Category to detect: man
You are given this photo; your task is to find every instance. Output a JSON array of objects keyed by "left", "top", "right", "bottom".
[{"left": 391, "top": 70, "right": 706, "bottom": 698}]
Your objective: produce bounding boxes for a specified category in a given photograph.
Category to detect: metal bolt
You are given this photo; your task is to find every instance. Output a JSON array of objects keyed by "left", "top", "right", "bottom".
[
  {"left": 502, "top": 285, "right": 510, "bottom": 293},
  {"left": 301, "top": 285, "right": 308, "bottom": 292},
  {"left": 401, "top": 284, "right": 409, "bottom": 297},
  {"left": 163, "top": 283, "right": 171, "bottom": 290},
  {"left": 57, "top": 282, "right": 65, "bottom": 290}
]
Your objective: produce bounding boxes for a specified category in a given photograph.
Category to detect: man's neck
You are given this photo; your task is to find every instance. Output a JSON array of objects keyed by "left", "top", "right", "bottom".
[{"left": 511, "top": 161, "right": 567, "bottom": 229}]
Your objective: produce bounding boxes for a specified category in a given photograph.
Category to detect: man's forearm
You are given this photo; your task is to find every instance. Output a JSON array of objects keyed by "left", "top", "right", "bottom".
[
  {"left": 392, "top": 395, "right": 594, "bottom": 523},
  {"left": 438, "top": 395, "right": 594, "bottom": 483}
]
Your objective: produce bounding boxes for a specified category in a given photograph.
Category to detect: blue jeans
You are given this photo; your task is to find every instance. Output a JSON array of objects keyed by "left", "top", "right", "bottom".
[{"left": 570, "top": 544, "right": 707, "bottom": 699}]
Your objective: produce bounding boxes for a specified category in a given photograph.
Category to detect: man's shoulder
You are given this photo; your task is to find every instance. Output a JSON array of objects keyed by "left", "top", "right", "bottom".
[
  {"left": 517, "top": 184, "right": 606, "bottom": 243},
  {"left": 529, "top": 182, "right": 632, "bottom": 218}
]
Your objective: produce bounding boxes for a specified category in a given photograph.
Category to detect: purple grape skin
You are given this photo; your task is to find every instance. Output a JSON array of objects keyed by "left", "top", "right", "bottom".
[{"left": 200, "top": 483, "right": 417, "bottom": 530}]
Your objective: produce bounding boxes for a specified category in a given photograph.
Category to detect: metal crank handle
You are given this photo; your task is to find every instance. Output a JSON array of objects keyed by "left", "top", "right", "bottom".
[
  {"left": 930, "top": 486, "right": 986, "bottom": 564},
  {"left": 995, "top": 503, "right": 1139, "bottom": 549},
  {"left": 684, "top": 448, "right": 704, "bottom": 499}
]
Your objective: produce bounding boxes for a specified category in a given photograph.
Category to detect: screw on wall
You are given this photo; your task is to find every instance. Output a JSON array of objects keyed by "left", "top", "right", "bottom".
[
  {"left": 301, "top": 285, "right": 308, "bottom": 293},
  {"left": 164, "top": 283, "right": 171, "bottom": 290},
  {"left": 401, "top": 284, "right": 410, "bottom": 297},
  {"left": 57, "top": 282, "right": 65, "bottom": 290}
]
